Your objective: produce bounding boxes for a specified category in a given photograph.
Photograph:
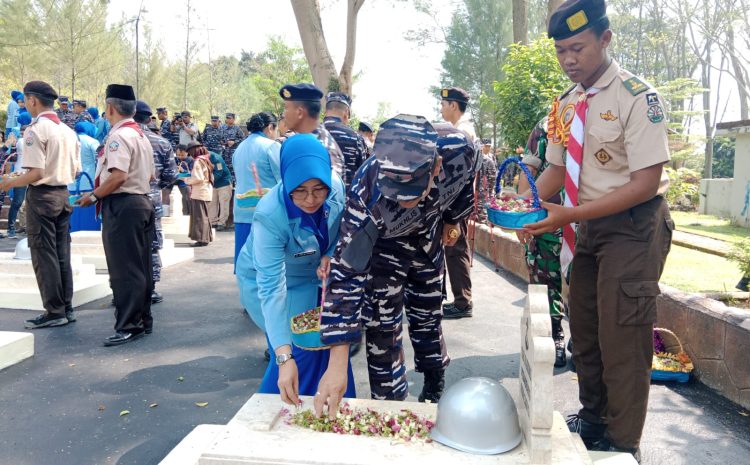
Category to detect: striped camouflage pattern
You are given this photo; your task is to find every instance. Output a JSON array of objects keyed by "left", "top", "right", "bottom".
[
  {"left": 312, "top": 124, "right": 346, "bottom": 185},
  {"left": 320, "top": 117, "right": 478, "bottom": 397},
  {"left": 323, "top": 116, "right": 368, "bottom": 193}
]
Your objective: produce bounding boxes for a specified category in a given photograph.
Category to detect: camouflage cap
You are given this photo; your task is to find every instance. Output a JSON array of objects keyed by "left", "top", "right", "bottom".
[{"left": 375, "top": 114, "right": 438, "bottom": 201}]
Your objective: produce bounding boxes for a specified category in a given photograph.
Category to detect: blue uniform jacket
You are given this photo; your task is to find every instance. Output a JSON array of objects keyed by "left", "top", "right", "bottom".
[
  {"left": 232, "top": 132, "right": 281, "bottom": 224},
  {"left": 236, "top": 172, "right": 345, "bottom": 351}
]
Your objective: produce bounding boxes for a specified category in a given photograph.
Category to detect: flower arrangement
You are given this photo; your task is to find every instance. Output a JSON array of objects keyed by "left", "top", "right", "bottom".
[
  {"left": 291, "top": 307, "right": 321, "bottom": 334},
  {"left": 488, "top": 196, "right": 539, "bottom": 213},
  {"left": 284, "top": 403, "right": 435, "bottom": 443},
  {"left": 651, "top": 328, "right": 693, "bottom": 382}
]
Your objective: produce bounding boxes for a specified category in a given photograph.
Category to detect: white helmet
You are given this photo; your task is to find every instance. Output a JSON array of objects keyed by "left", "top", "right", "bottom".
[
  {"left": 14, "top": 238, "right": 31, "bottom": 260},
  {"left": 431, "top": 377, "right": 522, "bottom": 455}
]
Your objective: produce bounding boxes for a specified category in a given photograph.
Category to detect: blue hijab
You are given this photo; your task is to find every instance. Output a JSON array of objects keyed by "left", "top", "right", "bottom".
[
  {"left": 74, "top": 121, "right": 97, "bottom": 139},
  {"left": 280, "top": 134, "right": 332, "bottom": 253}
]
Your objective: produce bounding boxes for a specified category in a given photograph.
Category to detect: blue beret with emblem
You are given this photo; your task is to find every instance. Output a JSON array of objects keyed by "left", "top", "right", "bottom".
[
  {"left": 135, "top": 100, "right": 152, "bottom": 116},
  {"left": 440, "top": 87, "right": 470, "bottom": 104},
  {"left": 548, "top": 0, "right": 608, "bottom": 41},
  {"left": 358, "top": 121, "right": 374, "bottom": 133},
  {"left": 279, "top": 83, "right": 324, "bottom": 102},
  {"left": 326, "top": 92, "right": 351, "bottom": 107}
]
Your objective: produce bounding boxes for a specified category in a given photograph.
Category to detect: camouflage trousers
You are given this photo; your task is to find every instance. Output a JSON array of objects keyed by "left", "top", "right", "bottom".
[
  {"left": 524, "top": 230, "right": 563, "bottom": 318},
  {"left": 363, "top": 236, "right": 450, "bottom": 400},
  {"left": 150, "top": 194, "right": 163, "bottom": 284}
]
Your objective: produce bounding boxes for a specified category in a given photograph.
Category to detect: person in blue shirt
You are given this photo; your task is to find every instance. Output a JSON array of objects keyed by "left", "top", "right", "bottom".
[
  {"left": 231, "top": 111, "right": 281, "bottom": 265},
  {"left": 88, "top": 106, "right": 110, "bottom": 144},
  {"left": 6, "top": 91, "right": 23, "bottom": 137},
  {"left": 235, "top": 134, "right": 355, "bottom": 405},
  {"left": 69, "top": 121, "right": 99, "bottom": 192}
]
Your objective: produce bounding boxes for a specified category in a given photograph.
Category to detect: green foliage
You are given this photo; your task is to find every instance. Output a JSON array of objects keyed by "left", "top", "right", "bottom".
[
  {"left": 712, "top": 137, "right": 735, "bottom": 179},
  {"left": 664, "top": 166, "right": 701, "bottom": 211},
  {"left": 490, "top": 38, "right": 568, "bottom": 150},
  {"left": 727, "top": 239, "right": 750, "bottom": 275}
]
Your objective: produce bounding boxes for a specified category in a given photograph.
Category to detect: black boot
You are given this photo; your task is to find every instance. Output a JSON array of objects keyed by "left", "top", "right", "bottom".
[
  {"left": 567, "top": 338, "right": 576, "bottom": 372},
  {"left": 418, "top": 369, "right": 445, "bottom": 403},
  {"left": 551, "top": 316, "right": 566, "bottom": 368},
  {"left": 737, "top": 275, "right": 750, "bottom": 292}
]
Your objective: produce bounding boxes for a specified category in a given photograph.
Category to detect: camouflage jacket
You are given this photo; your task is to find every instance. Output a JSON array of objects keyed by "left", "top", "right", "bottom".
[
  {"left": 320, "top": 125, "right": 478, "bottom": 345},
  {"left": 160, "top": 120, "right": 179, "bottom": 149},
  {"left": 220, "top": 124, "right": 245, "bottom": 154},
  {"left": 74, "top": 111, "right": 94, "bottom": 125},
  {"left": 312, "top": 124, "right": 346, "bottom": 186},
  {"left": 323, "top": 116, "right": 368, "bottom": 193},
  {"left": 56, "top": 109, "right": 77, "bottom": 130},
  {"left": 477, "top": 153, "right": 498, "bottom": 205},
  {"left": 203, "top": 125, "right": 224, "bottom": 154},
  {"left": 142, "top": 123, "right": 178, "bottom": 209}
]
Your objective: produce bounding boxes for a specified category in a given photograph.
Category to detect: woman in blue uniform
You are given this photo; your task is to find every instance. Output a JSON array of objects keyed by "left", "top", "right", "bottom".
[{"left": 236, "top": 134, "right": 355, "bottom": 405}]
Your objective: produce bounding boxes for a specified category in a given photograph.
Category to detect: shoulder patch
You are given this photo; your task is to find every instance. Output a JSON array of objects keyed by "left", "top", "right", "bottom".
[
  {"left": 108, "top": 141, "right": 120, "bottom": 152},
  {"left": 25, "top": 131, "right": 34, "bottom": 146},
  {"left": 623, "top": 77, "right": 649, "bottom": 96}
]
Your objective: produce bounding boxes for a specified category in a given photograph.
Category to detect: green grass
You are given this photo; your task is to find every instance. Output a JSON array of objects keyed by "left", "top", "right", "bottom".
[
  {"left": 661, "top": 245, "right": 742, "bottom": 293},
  {"left": 670, "top": 211, "right": 750, "bottom": 245}
]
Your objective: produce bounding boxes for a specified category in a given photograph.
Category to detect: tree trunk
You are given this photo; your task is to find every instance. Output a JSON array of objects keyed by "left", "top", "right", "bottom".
[
  {"left": 726, "top": 23, "right": 750, "bottom": 119},
  {"left": 338, "top": 0, "right": 365, "bottom": 95},
  {"left": 290, "top": 0, "right": 339, "bottom": 92},
  {"left": 183, "top": 0, "right": 191, "bottom": 110},
  {"left": 512, "top": 0, "right": 528, "bottom": 45},
  {"left": 702, "top": 47, "right": 713, "bottom": 179},
  {"left": 547, "top": 0, "right": 564, "bottom": 27}
]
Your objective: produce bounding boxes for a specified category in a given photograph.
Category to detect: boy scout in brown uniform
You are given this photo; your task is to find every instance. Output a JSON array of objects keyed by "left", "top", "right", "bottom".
[
  {"left": 0, "top": 81, "right": 81, "bottom": 329},
  {"left": 77, "top": 84, "right": 155, "bottom": 347},
  {"left": 521, "top": 0, "right": 673, "bottom": 461}
]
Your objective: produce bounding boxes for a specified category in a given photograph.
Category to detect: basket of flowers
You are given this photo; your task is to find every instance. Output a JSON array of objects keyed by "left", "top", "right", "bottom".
[
  {"left": 651, "top": 327, "right": 693, "bottom": 383},
  {"left": 486, "top": 157, "right": 548, "bottom": 230}
]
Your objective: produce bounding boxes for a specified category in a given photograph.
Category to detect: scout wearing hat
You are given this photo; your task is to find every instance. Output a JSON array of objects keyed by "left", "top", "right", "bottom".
[
  {"left": 0, "top": 80, "right": 80, "bottom": 329},
  {"left": 520, "top": 0, "right": 672, "bottom": 460},
  {"left": 280, "top": 83, "right": 345, "bottom": 185},
  {"left": 313, "top": 115, "right": 479, "bottom": 417},
  {"left": 323, "top": 91, "right": 368, "bottom": 192},
  {"left": 77, "top": 83, "right": 157, "bottom": 347},
  {"left": 133, "top": 99, "right": 178, "bottom": 305},
  {"left": 439, "top": 85, "right": 476, "bottom": 322}
]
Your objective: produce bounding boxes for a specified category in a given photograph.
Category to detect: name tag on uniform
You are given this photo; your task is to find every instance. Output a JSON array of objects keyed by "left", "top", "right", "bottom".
[
  {"left": 293, "top": 250, "right": 316, "bottom": 258},
  {"left": 217, "top": 163, "right": 223, "bottom": 170}
]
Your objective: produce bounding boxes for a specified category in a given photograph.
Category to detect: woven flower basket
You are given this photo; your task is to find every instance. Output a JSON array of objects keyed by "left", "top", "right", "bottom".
[{"left": 652, "top": 327, "right": 693, "bottom": 383}]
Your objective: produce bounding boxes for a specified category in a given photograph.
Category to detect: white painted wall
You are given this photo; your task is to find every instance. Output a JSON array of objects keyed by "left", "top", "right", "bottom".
[{"left": 700, "top": 179, "right": 733, "bottom": 217}]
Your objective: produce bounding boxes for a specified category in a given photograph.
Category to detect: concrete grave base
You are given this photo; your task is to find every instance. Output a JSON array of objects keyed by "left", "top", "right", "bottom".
[
  {"left": 0, "top": 252, "right": 111, "bottom": 311},
  {"left": 0, "top": 331, "right": 33, "bottom": 371},
  {"left": 70, "top": 231, "right": 194, "bottom": 271}
]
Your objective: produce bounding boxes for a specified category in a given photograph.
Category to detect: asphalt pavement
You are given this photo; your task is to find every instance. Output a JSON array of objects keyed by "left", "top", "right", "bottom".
[{"left": 0, "top": 230, "right": 748, "bottom": 465}]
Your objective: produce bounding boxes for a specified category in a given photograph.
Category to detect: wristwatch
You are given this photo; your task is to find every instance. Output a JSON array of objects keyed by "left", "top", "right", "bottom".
[
  {"left": 89, "top": 193, "right": 99, "bottom": 204},
  {"left": 275, "top": 353, "right": 294, "bottom": 366}
]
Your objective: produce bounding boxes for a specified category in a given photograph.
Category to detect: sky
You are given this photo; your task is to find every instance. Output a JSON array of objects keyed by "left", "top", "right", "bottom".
[{"left": 107, "top": 0, "right": 454, "bottom": 122}]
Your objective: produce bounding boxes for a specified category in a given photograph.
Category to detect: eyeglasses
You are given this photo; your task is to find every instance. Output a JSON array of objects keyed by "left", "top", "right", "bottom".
[{"left": 290, "top": 186, "right": 329, "bottom": 201}]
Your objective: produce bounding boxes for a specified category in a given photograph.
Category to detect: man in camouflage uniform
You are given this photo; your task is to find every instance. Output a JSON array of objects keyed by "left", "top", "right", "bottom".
[
  {"left": 157, "top": 107, "right": 179, "bottom": 150},
  {"left": 72, "top": 100, "right": 94, "bottom": 125},
  {"left": 323, "top": 92, "right": 368, "bottom": 193},
  {"left": 56, "top": 96, "right": 77, "bottom": 129},
  {"left": 476, "top": 138, "right": 498, "bottom": 224},
  {"left": 519, "top": 117, "right": 566, "bottom": 367},
  {"left": 203, "top": 116, "right": 224, "bottom": 154},
  {"left": 220, "top": 112, "right": 244, "bottom": 184},
  {"left": 135, "top": 101, "right": 178, "bottom": 304},
  {"left": 313, "top": 115, "right": 478, "bottom": 416},
  {"left": 279, "top": 84, "right": 346, "bottom": 184}
]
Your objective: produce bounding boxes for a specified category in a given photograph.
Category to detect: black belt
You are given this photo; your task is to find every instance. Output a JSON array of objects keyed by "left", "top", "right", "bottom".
[{"left": 29, "top": 184, "right": 68, "bottom": 190}]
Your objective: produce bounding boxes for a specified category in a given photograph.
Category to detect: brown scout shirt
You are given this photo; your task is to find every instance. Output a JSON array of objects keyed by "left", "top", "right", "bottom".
[
  {"left": 98, "top": 118, "right": 154, "bottom": 195},
  {"left": 546, "top": 60, "right": 670, "bottom": 204},
  {"left": 22, "top": 111, "right": 81, "bottom": 186}
]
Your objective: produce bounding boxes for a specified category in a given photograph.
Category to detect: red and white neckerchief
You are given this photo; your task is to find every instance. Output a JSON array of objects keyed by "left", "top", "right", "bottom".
[{"left": 560, "top": 88, "right": 600, "bottom": 277}]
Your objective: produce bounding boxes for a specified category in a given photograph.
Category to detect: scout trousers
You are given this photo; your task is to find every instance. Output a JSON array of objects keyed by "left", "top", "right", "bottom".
[
  {"left": 363, "top": 237, "right": 450, "bottom": 400},
  {"left": 102, "top": 194, "right": 155, "bottom": 333},
  {"left": 25, "top": 185, "right": 73, "bottom": 318},
  {"left": 570, "top": 196, "right": 673, "bottom": 449},
  {"left": 208, "top": 184, "right": 233, "bottom": 227},
  {"left": 444, "top": 219, "right": 472, "bottom": 308}
]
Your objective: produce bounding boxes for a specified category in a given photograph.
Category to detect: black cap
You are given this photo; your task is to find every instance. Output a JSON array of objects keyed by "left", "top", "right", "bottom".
[
  {"left": 210, "top": 115, "right": 220, "bottom": 121},
  {"left": 181, "top": 110, "right": 191, "bottom": 117},
  {"left": 440, "top": 87, "right": 470, "bottom": 104},
  {"left": 156, "top": 107, "right": 167, "bottom": 113},
  {"left": 279, "top": 83, "right": 323, "bottom": 102},
  {"left": 548, "top": 0, "right": 608, "bottom": 40},
  {"left": 58, "top": 95, "right": 69, "bottom": 103},
  {"left": 358, "top": 121, "right": 374, "bottom": 133},
  {"left": 225, "top": 112, "right": 235, "bottom": 119},
  {"left": 135, "top": 100, "right": 152, "bottom": 116},
  {"left": 23, "top": 81, "right": 58, "bottom": 100},
  {"left": 72, "top": 99, "right": 87, "bottom": 107},
  {"left": 186, "top": 141, "right": 203, "bottom": 151},
  {"left": 326, "top": 92, "right": 351, "bottom": 107},
  {"left": 105, "top": 84, "right": 136, "bottom": 101}
]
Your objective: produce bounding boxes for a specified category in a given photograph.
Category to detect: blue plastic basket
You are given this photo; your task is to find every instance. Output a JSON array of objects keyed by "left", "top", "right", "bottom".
[
  {"left": 290, "top": 306, "right": 328, "bottom": 350},
  {"left": 68, "top": 172, "right": 101, "bottom": 232},
  {"left": 486, "top": 157, "right": 548, "bottom": 230}
]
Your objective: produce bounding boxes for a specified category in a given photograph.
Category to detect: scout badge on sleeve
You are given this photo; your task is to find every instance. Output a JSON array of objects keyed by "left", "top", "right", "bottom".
[{"left": 486, "top": 157, "right": 548, "bottom": 230}]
